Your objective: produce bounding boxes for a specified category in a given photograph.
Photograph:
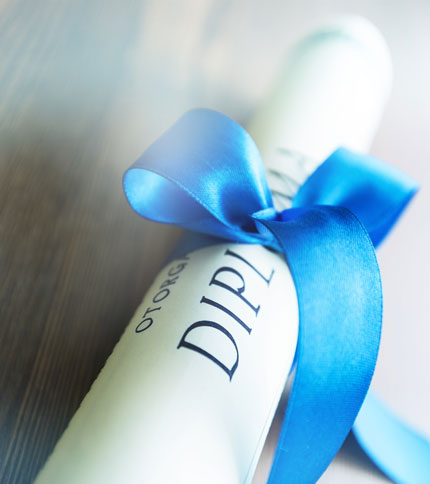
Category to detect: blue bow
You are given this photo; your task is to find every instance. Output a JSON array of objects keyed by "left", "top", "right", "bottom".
[{"left": 123, "top": 109, "right": 429, "bottom": 483}]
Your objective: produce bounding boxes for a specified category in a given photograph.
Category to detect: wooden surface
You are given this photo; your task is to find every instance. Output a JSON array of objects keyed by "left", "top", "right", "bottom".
[{"left": 1, "top": 1, "right": 429, "bottom": 483}]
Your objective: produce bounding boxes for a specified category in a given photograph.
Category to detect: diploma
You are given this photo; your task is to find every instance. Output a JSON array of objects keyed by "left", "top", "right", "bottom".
[{"left": 35, "top": 16, "right": 393, "bottom": 484}]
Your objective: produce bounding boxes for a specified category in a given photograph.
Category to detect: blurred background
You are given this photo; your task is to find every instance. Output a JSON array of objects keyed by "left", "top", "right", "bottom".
[{"left": 0, "top": 1, "right": 429, "bottom": 483}]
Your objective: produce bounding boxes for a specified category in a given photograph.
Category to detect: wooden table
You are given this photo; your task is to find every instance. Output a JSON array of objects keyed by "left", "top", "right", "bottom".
[{"left": 1, "top": 1, "right": 429, "bottom": 483}]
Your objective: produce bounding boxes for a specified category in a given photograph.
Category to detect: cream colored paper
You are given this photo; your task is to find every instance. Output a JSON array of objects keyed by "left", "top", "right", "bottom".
[
  {"left": 36, "top": 243, "right": 298, "bottom": 484},
  {"left": 248, "top": 16, "right": 392, "bottom": 211}
]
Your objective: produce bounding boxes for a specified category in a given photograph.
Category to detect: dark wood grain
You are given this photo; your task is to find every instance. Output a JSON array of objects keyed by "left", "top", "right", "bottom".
[
  {"left": 0, "top": 2, "right": 182, "bottom": 482},
  {"left": 1, "top": 1, "right": 429, "bottom": 483}
]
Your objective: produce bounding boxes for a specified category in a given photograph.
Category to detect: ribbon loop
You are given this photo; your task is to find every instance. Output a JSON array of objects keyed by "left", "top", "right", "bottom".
[
  {"left": 123, "top": 109, "right": 275, "bottom": 244},
  {"left": 294, "top": 147, "right": 419, "bottom": 247}
]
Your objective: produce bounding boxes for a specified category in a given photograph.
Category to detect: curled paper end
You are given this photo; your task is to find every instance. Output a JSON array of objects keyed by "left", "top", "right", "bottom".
[{"left": 248, "top": 15, "right": 393, "bottom": 174}]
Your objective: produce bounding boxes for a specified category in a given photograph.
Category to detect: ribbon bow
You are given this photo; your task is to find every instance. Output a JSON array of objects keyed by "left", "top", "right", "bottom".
[{"left": 123, "top": 109, "right": 429, "bottom": 483}]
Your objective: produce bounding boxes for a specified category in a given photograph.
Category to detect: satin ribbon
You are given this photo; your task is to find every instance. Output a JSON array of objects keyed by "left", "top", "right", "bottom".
[{"left": 123, "top": 108, "right": 429, "bottom": 483}]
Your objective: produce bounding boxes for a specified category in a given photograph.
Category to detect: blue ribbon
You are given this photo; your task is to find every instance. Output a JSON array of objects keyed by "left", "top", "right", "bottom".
[{"left": 123, "top": 108, "right": 429, "bottom": 483}]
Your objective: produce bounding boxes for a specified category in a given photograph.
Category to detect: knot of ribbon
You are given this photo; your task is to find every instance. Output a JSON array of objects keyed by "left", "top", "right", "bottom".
[{"left": 123, "top": 109, "right": 429, "bottom": 484}]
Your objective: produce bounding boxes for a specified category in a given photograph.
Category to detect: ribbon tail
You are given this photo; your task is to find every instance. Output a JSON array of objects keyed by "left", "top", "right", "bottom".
[
  {"left": 353, "top": 392, "right": 430, "bottom": 484},
  {"left": 292, "top": 148, "right": 429, "bottom": 482},
  {"left": 257, "top": 205, "right": 383, "bottom": 484}
]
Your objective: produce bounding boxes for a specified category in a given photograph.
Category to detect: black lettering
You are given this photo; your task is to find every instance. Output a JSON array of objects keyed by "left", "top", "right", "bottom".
[
  {"left": 142, "top": 306, "right": 161, "bottom": 318},
  {"left": 225, "top": 249, "right": 274, "bottom": 285},
  {"left": 210, "top": 266, "right": 260, "bottom": 316},
  {"left": 160, "top": 276, "right": 179, "bottom": 288},
  {"left": 177, "top": 320, "right": 239, "bottom": 380},
  {"left": 168, "top": 263, "right": 187, "bottom": 277},
  {"left": 152, "top": 289, "right": 170, "bottom": 303},
  {"left": 200, "top": 296, "right": 252, "bottom": 334},
  {"left": 136, "top": 318, "right": 153, "bottom": 333}
]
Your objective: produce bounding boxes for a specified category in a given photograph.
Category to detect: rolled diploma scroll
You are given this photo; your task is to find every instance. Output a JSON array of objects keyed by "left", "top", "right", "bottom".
[{"left": 35, "top": 16, "right": 392, "bottom": 484}]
